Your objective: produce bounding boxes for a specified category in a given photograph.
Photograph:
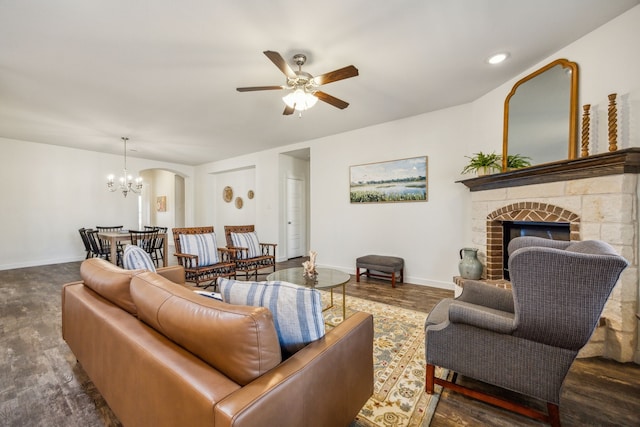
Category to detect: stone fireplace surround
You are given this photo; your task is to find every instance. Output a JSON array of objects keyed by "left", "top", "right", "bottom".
[{"left": 459, "top": 149, "right": 640, "bottom": 363}]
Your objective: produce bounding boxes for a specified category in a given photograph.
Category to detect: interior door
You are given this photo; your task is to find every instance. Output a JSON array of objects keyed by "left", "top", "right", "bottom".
[{"left": 286, "top": 178, "right": 305, "bottom": 259}]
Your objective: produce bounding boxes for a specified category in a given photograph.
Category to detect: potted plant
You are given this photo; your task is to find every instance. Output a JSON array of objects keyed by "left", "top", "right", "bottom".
[
  {"left": 506, "top": 154, "right": 532, "bottom": 170},
  {"left": 461, "top": 151, "right": 501, "bottom": 175}
]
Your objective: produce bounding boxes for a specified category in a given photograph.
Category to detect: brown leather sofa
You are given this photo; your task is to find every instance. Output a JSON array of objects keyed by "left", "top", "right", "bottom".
[{"left": 62, "top": 258, "right": 374, "bottom": 427}]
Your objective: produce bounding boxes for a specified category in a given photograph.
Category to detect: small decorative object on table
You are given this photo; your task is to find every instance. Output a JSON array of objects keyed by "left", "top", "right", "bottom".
[{"left": 302, "top": 251, "right": 318, "bottom": 279}]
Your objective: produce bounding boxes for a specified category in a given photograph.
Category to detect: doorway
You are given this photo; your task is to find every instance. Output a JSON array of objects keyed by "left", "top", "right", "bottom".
[{"left": 286, "top": 177, "right": 305, "bottom": 258}]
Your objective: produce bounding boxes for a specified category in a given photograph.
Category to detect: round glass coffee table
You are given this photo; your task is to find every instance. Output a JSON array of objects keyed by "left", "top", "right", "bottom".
[{"left": 267, "top": 267, "right": 350, "bottom": 322}]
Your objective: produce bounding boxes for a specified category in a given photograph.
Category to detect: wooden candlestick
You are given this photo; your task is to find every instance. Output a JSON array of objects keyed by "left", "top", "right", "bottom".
[
  {"left": 581, "top": 104, "right": 591, "bottom": 157},
  {"left": 608, "top": 93, "right": 618, "bottom": 152}
]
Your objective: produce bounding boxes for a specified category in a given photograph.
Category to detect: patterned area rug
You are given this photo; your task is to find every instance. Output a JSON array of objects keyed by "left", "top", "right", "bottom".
[{"left": 321, "top": 293, "right": 446, "bottom": 427}]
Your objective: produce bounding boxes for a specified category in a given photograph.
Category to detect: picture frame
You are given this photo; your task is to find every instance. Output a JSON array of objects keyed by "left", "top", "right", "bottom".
[
  {"left": 350, "top": 156, "right": 428, "bottom": 203},
  {"left": 156, "top": 196, "right": 167, "bottom": 212}
]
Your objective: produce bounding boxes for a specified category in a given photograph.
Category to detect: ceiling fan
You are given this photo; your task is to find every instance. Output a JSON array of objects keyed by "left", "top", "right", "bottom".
[{"left": 236, "top": 50, "right": 359, "bottom": 115}]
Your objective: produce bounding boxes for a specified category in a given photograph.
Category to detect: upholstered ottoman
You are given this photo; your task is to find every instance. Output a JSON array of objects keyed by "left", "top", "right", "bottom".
[{"left": 356, "top": 255, "right": 404, "bottom": 288}]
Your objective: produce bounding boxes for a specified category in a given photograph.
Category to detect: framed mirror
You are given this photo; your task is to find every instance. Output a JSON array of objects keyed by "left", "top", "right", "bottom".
[{"left": 502, "top": 58, "right": 579, "bottom": 171}]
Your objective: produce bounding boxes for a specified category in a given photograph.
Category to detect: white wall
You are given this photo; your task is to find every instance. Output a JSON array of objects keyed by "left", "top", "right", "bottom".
[
  {"left": 194, "top": 150, "right": 282, "bottom": 253},
  {"left": 309, "top": 105, "right": 473, "bottom": 288},
  {"left": 470, "top": 5, "right": 640, "bottom": 156},
  {"left": 142, "top": 169, "right": 176, "bottom": 229},
  {"left": 0, "top": 137, "right": 195, "bottom": 269},
  {"left": 4, "top": 6, "right": 639, "bottom": 280},
  {"left": 209, "top": 167, "right": 257, "bottom": 246},
  {"left": 193, "top": 6, "right": 640, "bottom": 291}
]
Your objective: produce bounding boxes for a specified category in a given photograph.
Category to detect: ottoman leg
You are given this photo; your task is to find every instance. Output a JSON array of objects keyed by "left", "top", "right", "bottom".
[
  {"left": 391, "top": 273, "right": 396, "bottom": 288},
  {"left": 356, "top": 266, "right": 360, "bottom": 282}
]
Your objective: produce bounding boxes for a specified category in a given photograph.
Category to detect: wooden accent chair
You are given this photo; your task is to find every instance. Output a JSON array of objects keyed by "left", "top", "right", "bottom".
[
  {"left": 172, "top": 226, "right": 236, "bottom": 289},
  {"left": 425, "top": 236, "right": 628, "bottom": 427},
  {"left": 224, "top": 225, "right": 277, "bottom": 280}
]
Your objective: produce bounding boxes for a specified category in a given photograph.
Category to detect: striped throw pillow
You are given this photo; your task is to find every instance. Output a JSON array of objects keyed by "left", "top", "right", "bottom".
[
  {"left": 123, "top": 244, "right": 156, "bottom": 272},
  {"left": 230, "top": 232, "right": 261, "bottom": 259},
  {"left": 178, "top": 233, "right": 220, "bottom": 266},
  {"left": 219, "top": 278, "right": 325, "bottom": 356}
]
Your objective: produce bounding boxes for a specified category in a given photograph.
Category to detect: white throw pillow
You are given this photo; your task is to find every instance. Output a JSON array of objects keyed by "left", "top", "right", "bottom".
[
  {"left": 123, "top": 244, "right": 156, "bottom": 272},
  {"left": 219, "top": 278, "right": 325, "bottom": 356},
  {"left": 230, "top": 232, "right": 261, "bottom": 259},
  {"left": 178, "top": 232, "right": 220, "bottom": 266}
]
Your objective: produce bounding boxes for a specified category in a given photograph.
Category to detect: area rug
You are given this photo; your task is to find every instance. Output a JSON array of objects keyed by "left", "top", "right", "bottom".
[{"left": 321, "top": 293, "right": 446, "bottom": 427}]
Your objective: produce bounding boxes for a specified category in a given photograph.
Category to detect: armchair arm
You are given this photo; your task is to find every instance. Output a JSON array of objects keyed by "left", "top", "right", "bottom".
[
  {"left": 218, "top": 247, "right": 234, "bottom": 263},
  {"left": 449, "top": 300, "right": 516, "bottom": 334},
  {"left": 457, "top": 280, "right": 515, "bottom": 313},
  {"left": 156, "top": 265, "right": 185, "bottom": 285},
  {"left": 226, "top": 246, "right": 249, "bottom": 260},
  {"left": 173, "top": 252, "right": 201, "bottom": 268},
  {"left": 259, "top": 242, "right": 277, "bottom": 256}
]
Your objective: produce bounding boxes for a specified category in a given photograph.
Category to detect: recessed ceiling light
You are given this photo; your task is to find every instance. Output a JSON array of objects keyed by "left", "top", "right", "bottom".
[{"left": 487, "top": 52, "right": 509, "bottom": 65}]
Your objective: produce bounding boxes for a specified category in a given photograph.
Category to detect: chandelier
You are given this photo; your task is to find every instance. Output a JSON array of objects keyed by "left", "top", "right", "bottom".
[{"left": 107, "top": 137, "right": 142, "bottom": 197}]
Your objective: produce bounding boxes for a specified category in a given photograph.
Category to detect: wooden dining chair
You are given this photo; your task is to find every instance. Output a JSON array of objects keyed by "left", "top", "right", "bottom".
[
  {"left": 96, "top": 225, "right": 124, "bottom": 265},
  {"left": 144, "top": 225, "right": 167, "bottom": 267},
  {"left": 86, "top": 229, "right": 111, "bottom": 261},
  {"left": 129, "top": 229, "right": 157, "bottom": 262},
  {"left": 78, "top": 228, "right": 92, "bottom": 259}
]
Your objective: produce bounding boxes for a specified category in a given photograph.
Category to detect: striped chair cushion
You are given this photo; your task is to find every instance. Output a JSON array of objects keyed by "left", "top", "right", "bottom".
[
  {"left": 178, "top": 233, "right": 219, "bottom": 266},
  {"left": 230, "top": 232, "right": 261, "bottom": 259},
  {"left": 219, "top": 278, "right": 325, "bottom": 356},
  {"left": 123, "top": 244, "right": 156, "bottom": 272}
]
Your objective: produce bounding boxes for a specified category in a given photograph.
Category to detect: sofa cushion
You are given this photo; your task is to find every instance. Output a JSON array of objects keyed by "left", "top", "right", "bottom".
[
  {"left": 219, "top": 278, "right": 325, "bottom": 356},
  {"left": 178, "top": 232, "right": 219, "bottom": 265},
  {"left": 80, "top": 258, "right": 143, "bottom": 315},
  {"left": 130, "top": 272, "right": 282, "bottom": 385},
  {"left": 122, "top": 244, "right": 156, "bottom": 272},
  {"left": 230, "top": 232, "right": 260, "bottom": 259}
]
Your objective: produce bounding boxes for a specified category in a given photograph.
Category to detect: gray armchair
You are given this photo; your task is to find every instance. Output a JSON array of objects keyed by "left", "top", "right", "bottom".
[{"left": 425, "top": 236, "right": 628, "bottom": 426}]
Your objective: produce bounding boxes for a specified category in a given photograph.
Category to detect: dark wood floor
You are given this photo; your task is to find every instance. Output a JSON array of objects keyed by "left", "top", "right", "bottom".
[{"left": 276, "top": 258, "right": 640, "bottom": 426}]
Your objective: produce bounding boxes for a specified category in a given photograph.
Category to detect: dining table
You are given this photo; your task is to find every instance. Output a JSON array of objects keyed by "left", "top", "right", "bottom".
[{"left": 97, "top": 230, "right": 168, "bottom": 267}]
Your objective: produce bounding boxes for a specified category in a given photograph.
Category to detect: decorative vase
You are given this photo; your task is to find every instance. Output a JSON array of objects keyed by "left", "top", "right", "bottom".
[{"left": 458, "top": 248, "right": 483, "bottom": 280}]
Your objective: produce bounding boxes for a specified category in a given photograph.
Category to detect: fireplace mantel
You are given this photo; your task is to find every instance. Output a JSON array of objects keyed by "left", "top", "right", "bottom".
[{"left": 458, "top": 148, "right": 640, "bottom": 191}]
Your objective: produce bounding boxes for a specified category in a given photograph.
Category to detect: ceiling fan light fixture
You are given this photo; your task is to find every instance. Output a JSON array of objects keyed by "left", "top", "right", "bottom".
[{"left": 283, "top": 88, "right": 318, "bottom": 111}]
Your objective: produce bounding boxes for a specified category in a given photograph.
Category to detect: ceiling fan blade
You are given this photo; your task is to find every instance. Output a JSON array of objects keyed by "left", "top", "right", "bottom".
[
  {"left": 283, "top": 104, "right": 295, "bottom": 115},
  {"left": 264, "top": 50, "right": 297, "bottom": 79},
  {"left": 312, "top": 65, "right": 359, "bottom": 86},
  {"left": 236, "top": 85, "right": 285, "bottom": 92},
  {"left": 314, "top": 91, "right": 349, "bottom": 109}
]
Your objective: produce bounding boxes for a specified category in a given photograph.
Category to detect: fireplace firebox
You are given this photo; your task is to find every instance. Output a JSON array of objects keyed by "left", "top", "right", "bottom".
[{"left": 502, "top": 221, "right": 570, "bottom": 280}]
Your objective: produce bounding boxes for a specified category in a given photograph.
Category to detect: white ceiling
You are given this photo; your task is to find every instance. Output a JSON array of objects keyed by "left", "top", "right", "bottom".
[{"left": 1, "top": 0, "right": 638, "bottom": 165}]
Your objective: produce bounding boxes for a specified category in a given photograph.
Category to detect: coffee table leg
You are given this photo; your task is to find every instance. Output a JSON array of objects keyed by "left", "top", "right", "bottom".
[{"left": 341, "top": 283, "right": 346, "bottom": 321}]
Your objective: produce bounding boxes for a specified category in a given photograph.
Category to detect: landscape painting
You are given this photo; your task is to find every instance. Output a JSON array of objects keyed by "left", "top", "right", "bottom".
[{"left": 350, "top": 156, "right": 428, "bottom": 203}]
